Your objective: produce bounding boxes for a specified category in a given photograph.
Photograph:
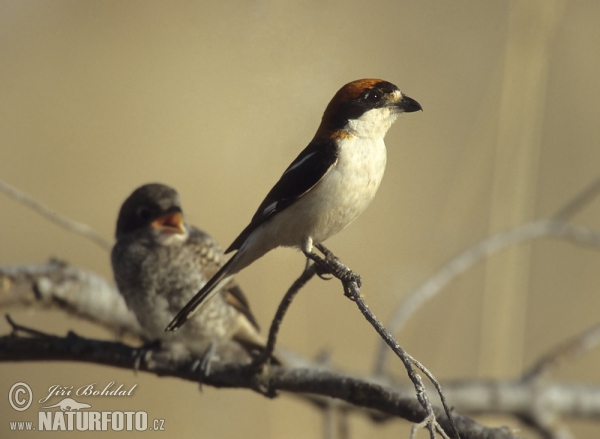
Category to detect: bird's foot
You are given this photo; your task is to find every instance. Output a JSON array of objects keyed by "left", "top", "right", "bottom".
[
  {"left": 305, "top": 255, "right": 333, "bottom": 281},
  {"left": 191, "top": 342, "right": 219, "bottom": 380},
  {"left": 132, "top": 340, "right": 161, "bottom": 373},
  {"left": 304, "top": 244, "right": 362, "bottom": 288}
]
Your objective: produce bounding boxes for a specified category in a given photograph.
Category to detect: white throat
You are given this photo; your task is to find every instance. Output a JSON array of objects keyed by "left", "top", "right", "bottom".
[{"left": 345, "top": 107, "right": 399, "bottom": 139}]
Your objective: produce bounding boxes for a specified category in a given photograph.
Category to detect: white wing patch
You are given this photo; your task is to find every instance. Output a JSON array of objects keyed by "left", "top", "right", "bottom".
[
  {"left": 261, "top": 201, "right": 279, "bottom": 217},
  {"left": 282, "top": 151, "right": 317, "bottom": 175}
]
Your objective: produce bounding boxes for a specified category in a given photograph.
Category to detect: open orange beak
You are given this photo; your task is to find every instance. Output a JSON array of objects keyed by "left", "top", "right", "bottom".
[{"left": 151, "top": 211, "right": 185, "bottom": 234}]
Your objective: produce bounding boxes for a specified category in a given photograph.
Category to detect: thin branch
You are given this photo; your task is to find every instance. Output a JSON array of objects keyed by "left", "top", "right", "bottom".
[
  {"left": 323, "top": 402, "right": 335, "bottom": 439},
  {"left": 0, "top": 328, "right": 518, "bottom": 439},
  {"left": 375, "top": 219, "right": 600, "bottom": 376},
  {"left": 345, "top": 281, "right": 457, "bottom": 439},
  {"left": 0, "top": 179, "right": 112, "bottom": 251},
  {"left": 521, "top": 322, "right": 600, "bottom": 382},
  {"left": 6, "top": 313, "right": 53, "bottom": 338},
  {"left": 252, "top": 264, "right": 317, "bottom": 368},
  {"left": 553, "top": 175, "right": 600, "bottom": 220},
  {"left": 305, "top": 244, "right": 460, "bottom": 439}
]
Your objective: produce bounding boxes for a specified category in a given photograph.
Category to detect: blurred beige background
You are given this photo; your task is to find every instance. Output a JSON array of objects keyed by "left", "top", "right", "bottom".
[{"left": 1, "top": 0, "right": 599, "bottom": 437}]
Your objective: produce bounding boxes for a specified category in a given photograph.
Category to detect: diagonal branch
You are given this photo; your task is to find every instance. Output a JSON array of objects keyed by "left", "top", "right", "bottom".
[
  {"left": 375, "top": 219, "right": 600, "bottom": 376},
  {"left": 252, "top": 264, "right": 317, "bottom": 368},
  {"left": 304, "top": 244, "right": 460, "bottom": 439},
  {"left": 0, "top": 179, "right": 112, "bottom": 251},
  {"left": 522, "top": 322, "right": 600, "bottom": 382}
]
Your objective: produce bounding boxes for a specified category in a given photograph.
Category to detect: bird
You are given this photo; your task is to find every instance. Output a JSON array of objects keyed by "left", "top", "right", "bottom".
[
  {"left": 111, "top": 183, "right": 270, "bottom": 368},
  {"left": 166, "top": 78, "right": 422, "bottom": 332}
]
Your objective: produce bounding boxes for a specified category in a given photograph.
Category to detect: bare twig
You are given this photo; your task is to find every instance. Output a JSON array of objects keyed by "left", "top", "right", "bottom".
[
  {"left": 376, "top": 219, "right": 600, "bottom": 376},
  {"left": 345, "top": 281, "right": 457, "bottom": 439},
  {"left": 0, "top": 179, "right": 112, "bottom": 251},
  {"left": 553, "top": 176, "right": 600, "bottom": 220},
  {"left": 376, "top": 175, "right": 600, "bottom": 377},
  {"left": 252, "top": 264, "right": 317, "bottom": 369},
  {"left": 6, "top": 313, "right": 53, "bottom": 338},
  {"left": 338, "top": 409, "right": 350, "bottom": 439},
  {"left": 305, "top": 244, "right": 460, "bottom": 439},
  {"left": 323, "top": 402, "right": 335, "bottom": 439},
  {"left": 522, "top": 322, "right": 600, "bottom": 382}
]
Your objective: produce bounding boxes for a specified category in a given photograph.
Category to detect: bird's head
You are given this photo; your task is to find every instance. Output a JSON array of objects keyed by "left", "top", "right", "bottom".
[
  {"left": 315, "top": 79, "right": 422, "bottom": 140},
  {"left": 115, "top": 183, "right": 187, "bottom": 242}
]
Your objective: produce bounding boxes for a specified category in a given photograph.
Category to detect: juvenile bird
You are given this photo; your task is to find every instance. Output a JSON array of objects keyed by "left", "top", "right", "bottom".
[
  {"left": 167, "top": 79, "right": 421, "bottom": 332},
  {"left": 112, "top": 183, "right": 268, "bottom": 368}
]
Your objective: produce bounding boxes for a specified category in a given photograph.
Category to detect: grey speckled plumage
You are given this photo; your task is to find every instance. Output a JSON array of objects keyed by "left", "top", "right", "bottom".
[{"left": 111, "top": 183, "right": 266, "bottom": 363}]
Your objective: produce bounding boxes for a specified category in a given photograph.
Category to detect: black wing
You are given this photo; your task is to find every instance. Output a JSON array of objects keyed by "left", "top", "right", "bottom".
[{"left": 226, "top": 138, "right": 339, "bottom": 253}]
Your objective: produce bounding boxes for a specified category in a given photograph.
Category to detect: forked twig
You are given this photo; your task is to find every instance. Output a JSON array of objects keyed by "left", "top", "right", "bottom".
[{"left": 5, "top": 313, "right": 53, "bottom": 338}]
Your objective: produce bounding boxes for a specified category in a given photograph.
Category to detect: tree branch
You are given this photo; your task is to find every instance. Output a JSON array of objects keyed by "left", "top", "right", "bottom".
[
  {"left": 252, "top": 264, "right": 318, "bottom": 369},
  {"left": 522, "top": 322, "right": 600, "bottom": 382},
  {"left": 0, "top": 327, "right": 517, "bottom": 439},
  {"left": 0, "top": 260, "right": 142, "bottom": 338},
  {"left": 3, "top": 180, "right": 600, "bottom": 438},
  {"left": 305, "top": 244, "right": 459, "bottom": 439},
  {"left": 376, "top": 219, "right": 600, "bottom": 376}
]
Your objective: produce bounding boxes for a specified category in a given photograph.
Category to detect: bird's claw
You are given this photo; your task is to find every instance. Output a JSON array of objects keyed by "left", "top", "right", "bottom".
[
  {"left": 317, "top": 272, "right": 333, "bottom": 281},
  {"left": 313, "top": 263, "right": 333, "bottom": 281},
  {"left": 191, "top": 342, "right": 219, "bottom": 380},
  {"left": 304, "top": 245, "right": 362, "bottom": 288},
  {"left": 132, "top": 340, "right": 161, "bottom": 373}
]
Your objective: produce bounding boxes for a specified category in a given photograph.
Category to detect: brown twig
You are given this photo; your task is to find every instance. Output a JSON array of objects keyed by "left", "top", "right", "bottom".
[{"left": 252, "top": 263, "right": 317, "bottom": 368}]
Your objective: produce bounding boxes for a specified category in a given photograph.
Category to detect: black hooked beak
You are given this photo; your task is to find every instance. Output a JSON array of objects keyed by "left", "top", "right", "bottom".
[{"left": 398, "top": 94, "right": 422, "bottom": 113}]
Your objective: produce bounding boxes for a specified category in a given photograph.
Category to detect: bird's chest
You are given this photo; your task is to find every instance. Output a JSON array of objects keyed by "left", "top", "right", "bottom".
[
  {"left": 305, "top": 137, "right": 387, "bottom": 240},
  {"left": 334, "top": 137, "right": 387, "bottom": 194}
]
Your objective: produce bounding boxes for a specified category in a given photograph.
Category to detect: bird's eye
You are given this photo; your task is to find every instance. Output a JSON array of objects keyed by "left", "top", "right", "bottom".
[
  {"left": 365, "top": 91, "right": 381, "bottom": 103},
  {"left": 136, "top": 207, "right": 152, "bottom": 221}
]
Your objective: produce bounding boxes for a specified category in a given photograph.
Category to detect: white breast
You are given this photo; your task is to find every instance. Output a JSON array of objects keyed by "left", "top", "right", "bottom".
[
  {"left": 261, "top": 135, "right": 387, "bottom": 248},
  {"left": 312, "top": 135, "right": 387, "bottom": 239}
]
